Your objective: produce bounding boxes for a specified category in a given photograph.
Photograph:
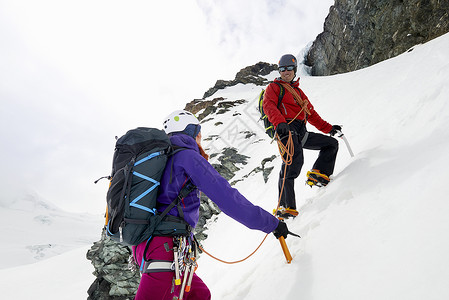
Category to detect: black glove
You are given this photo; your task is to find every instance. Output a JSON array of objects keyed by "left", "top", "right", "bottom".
[
  {"left": 276, "top": 122, "right": 290, "bottom": 138},
  {"left": 329, "top": 125, "right": 342, "bottom": 136},
  {"left": 273, "top": 220, "right": 289, "bottom": 239}
]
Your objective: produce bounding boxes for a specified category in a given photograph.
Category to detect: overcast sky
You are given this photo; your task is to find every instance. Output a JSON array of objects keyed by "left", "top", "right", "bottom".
[{"left": 0, "top": 0, "right": 333, "bottom": 213}]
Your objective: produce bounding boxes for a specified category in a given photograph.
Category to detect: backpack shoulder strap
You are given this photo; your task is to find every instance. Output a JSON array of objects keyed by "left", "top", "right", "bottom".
[
  {"left": 158, "top": 180, "right": 196, "bottom": 220},
  {"left": 168, "top": 145, "right": 189, "bottom": 184},
  {"left": 170, "top": 145, "right": 188, "bottom": 155},
  {"left": 273, "top": 82, "right": 285, "bottom": 108},
  {"left": 174, "top": 181, "right": 196, "bottom": 219}
]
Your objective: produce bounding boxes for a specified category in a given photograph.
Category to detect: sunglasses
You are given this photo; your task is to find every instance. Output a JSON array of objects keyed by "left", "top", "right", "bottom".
[{"left": 279, "top": 66, "right": 295, "bottom": 72}]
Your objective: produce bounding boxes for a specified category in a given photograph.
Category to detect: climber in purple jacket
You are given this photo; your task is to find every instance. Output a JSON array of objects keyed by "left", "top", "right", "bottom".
[{"left": 132, "top": 110, "right": 289, "bottom": 300}]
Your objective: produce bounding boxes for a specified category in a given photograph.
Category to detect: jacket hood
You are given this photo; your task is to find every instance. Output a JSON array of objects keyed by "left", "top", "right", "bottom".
[{"left": 170, "top": 133, "right": 199, "bottom": 152}]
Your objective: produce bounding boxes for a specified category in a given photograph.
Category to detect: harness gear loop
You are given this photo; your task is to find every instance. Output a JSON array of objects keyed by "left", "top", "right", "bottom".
[{"left": 141, "top": 260, "right": 174, "bottom": 273}]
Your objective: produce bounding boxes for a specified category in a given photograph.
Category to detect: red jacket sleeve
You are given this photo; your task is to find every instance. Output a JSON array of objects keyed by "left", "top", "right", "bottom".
[{"left": 307, "top": 105, "right": 333, "bottom": 133}]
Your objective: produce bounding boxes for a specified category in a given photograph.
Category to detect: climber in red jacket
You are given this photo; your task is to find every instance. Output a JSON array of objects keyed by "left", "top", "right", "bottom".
[{"left": 263, "top": 54, "right": 341, "bottom": 218}]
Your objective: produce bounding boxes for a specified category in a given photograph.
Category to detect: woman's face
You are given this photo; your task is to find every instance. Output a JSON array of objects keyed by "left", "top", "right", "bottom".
[{"left": 196, "top": 131, "right": 202, "bottom": 145}]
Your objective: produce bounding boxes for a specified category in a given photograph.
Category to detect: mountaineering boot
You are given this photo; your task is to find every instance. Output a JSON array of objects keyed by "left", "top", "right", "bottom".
[
  {"left": 274, "top": 207, "right": 299, "bottom": 219},
  {"left": 306, "top": 169, "right": 330, "bottom": 187}
]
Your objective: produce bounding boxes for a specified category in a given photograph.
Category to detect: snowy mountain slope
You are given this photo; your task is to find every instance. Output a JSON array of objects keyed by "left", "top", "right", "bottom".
[
  {"left": 0, "top": 194, "right": 103, "bottom": 269},
  {"left": 0, "top": 32, "right": 448, "bottom": 300},
  {"left": 0, "top": 246, "right": 96, "bottom": 299}
]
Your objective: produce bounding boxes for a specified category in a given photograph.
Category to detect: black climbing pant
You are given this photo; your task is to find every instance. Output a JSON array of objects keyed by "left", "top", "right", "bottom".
[{"left": 278, "top": 120, "right": 339, "bottom": 209}]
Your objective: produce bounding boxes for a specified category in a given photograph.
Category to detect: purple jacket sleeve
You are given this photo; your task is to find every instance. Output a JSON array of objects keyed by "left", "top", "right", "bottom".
[{"left": 181, "top": 150, "right": 279, "bottom": 234}]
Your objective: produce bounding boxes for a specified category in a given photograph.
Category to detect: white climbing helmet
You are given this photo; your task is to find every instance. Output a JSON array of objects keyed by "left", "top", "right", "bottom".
[{"left": 163, "top": 110, "right": 200, "bottom": 134}]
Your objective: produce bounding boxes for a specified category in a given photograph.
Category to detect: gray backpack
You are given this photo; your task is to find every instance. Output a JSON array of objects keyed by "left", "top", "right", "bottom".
[{"left": 105, "top": 127, "right": 195, "bottom": 246}]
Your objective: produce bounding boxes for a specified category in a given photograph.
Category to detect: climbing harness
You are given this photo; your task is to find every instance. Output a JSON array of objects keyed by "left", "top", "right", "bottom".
[
  {"left": 179, "top": 237, "right": 198, "bottom": 299},
  {"left": 138, "top": 236, "right": 199, "bottom": 299}
]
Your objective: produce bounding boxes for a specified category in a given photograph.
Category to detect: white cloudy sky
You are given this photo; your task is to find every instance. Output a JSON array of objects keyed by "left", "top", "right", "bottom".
[{"left": 0, "top": 0, "right": 333, "bottom": 213}]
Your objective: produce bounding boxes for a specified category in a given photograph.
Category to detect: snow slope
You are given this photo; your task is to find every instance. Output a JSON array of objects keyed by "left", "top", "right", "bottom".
[
  {"left": 1, "top": 33, "right": 449, "bottom": 299},
  {"left": 197, "top": 32, "right": 449, "bottom": 300},
  {"left": 0, "top": 194, "right": 103, "bottom": 269}
]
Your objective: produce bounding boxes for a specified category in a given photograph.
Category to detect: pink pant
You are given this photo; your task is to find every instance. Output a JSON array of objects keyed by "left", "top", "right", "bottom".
[{"left": 133, "top": 236, "right": 211, "bottom": 300}]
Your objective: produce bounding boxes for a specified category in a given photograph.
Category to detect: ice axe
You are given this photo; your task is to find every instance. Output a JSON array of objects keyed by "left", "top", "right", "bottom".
[
  {"left": 336, "top": 130, "right": 354, "bottom": 157},
  {"left": 279, "top": 237, "right": 292, "bottom": 263},
  {"left": 276, "top": 219, "right": 301, "bottom": 264}
]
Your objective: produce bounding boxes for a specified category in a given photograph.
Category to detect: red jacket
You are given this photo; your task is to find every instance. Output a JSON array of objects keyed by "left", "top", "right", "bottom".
[{"left": 262, "top": 78, "right": 332, "bottom": 134}]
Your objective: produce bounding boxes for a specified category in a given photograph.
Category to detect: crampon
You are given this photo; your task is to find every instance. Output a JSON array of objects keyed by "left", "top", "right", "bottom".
[
  {"left": 273, "top": 207, "right": 299, "bottom": 219},
  {"left": 306, "top": 169, "right": 330, "bottom": 187}
]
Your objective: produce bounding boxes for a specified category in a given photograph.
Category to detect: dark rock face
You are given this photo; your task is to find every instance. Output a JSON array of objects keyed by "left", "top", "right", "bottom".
[
  {"left": 86, "top": 230, "right": 140, "bottom": 300},
  {"left": 185, "top": 98, "right": 247, "bottom": 122},
  {"left": 87, "top": 206, "right": 221, "bottom": 300},
  {"left": 184, "top": 97, "right": 223, "bottom": 116},
  {"left": 202, "top": 62, "right": 277, "bottom": 99},
  {"left": 306, "top": 0, "right": 449, "bottom": 76},
  {"left": 243, "top": 155, "right": 277, "bottom": 184},
  {"left": 211, "top": 147, "right": 250, "bottom": 181},
  {"left": 195, "top": 194, "right": 221, "bottom": 241}
]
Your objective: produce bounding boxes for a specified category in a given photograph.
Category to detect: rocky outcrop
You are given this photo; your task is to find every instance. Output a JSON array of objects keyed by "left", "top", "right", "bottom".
[
  {"left": 195, "top": 195, "right": 221, "bottom": 241},
  {"left": 211, "top": 147, "right": 250, "bottom": 182},
  {"left": 184, "top": 97, "right": 223, "bottom": 116},
  {"left": 185, "top": 61, "right": 276, "bottom": 122},
  {"left": 248, "top": 155, "right": 277, "bottom": 184},
  {"left": 87, "top": 199, "right": 221, "bottom": 300},
  {"left": 306, "top": 0, "right": 449, "bottom": 76},
  {"left": 202, "top": 62, "right": 277, "bottom": 99},
  {"left": 86, "top": 230, "right": 139, "bottom": 300},
  {"left": 185, "top": 98, "right": 246, "bottom": 122}
]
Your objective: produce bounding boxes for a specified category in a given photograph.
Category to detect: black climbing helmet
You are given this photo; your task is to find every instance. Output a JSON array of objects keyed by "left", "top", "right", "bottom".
[{"left": 278, "top": 54, "right": 297, "bottom": 73}]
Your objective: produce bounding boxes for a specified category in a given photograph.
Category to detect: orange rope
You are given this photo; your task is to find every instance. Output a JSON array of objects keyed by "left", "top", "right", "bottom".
[
  {"left": 197, "top": 234, "right": 269, "bottom": 264},
  {"left": 273, "top": 131, "right": 294, "bottom": 214},
  {"left": 199, "top": 132, "right": 294, "bottom": 264},
  {"left": 279, "top": 83, "right": 311, "bottom": 116}
]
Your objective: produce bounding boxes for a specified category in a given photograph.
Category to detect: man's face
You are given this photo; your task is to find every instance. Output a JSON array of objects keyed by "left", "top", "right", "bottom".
[{"left": 279, "top": 67, "right": 295, "bottom": 82}]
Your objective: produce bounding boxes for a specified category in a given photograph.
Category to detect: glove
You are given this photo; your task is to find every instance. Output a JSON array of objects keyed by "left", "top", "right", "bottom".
[
  {"left": 329, "top": 125, "right": 342, "bottom": 137},
  {"left": 276, "top": 123, "right": 290, "bottom": 138},
  {"left": 273, "top": 220, "right": 289, "bottom": 239}
]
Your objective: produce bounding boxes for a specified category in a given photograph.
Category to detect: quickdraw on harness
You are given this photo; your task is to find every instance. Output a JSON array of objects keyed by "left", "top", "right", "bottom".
[{"left": 137, "top": 235, "right": 199, "bottom": 300}]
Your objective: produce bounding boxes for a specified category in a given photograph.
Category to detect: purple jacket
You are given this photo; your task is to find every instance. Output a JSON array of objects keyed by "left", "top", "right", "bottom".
[{"left": 157, "top": 133, "right": 279, "bottom": 234}]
